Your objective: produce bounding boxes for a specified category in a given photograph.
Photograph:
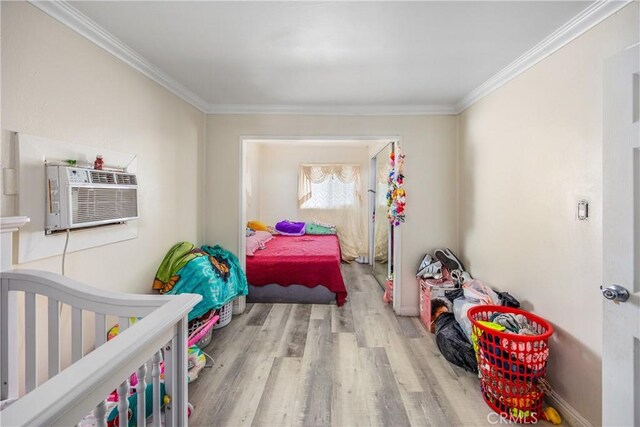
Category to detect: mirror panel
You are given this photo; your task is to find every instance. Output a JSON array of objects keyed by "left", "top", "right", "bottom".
[{"left": 372, "top": 143, "right": 392, "bottom": 288}]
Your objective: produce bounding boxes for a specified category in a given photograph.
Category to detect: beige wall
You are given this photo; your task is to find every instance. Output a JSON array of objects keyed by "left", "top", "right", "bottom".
[
  {"left": 1, "top": 2, "right": 205, "bottom": 294},
  {"left": 205, "top": 114, "right": 458, "bottom": 312},
  {"left": 458, "top": 3, "right": 639, "bottom": 425},
  {"left": 257, "top": 144, "right": 369, "bottom": 227},
  {"left": 245, "top": 142, "right": 261, "bottom": 221}
]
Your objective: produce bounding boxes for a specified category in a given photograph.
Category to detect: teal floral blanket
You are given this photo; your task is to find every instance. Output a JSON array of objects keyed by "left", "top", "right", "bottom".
[{"left": 153, "top": 242, "right": 248, "bottom": 320}]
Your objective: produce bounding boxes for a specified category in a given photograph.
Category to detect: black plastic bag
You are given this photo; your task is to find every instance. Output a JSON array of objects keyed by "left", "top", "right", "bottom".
[
  {"left": 444, "top": 288, "right": 464, "bottom": 302},
  {"left": 434, "top": 312, "right": 478, "bottom": 373},
  {"left": 497, "top": 291, "right": 521, "bottom": 308}
]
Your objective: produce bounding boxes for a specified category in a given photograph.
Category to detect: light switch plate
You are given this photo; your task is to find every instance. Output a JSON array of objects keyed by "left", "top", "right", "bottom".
[
  {"left": 577, "top": 200, "right": 589, "bottom": 220},
  {"left": 3, "top": 168, "right": 17, "bottom": 195}
]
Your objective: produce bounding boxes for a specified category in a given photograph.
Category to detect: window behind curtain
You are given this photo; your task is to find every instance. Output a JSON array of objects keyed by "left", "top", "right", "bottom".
[
  {"left": 300, "top": 177, "right": 358, "bottom": 209},
  {"left": 298, "top": 164, "right": 361, "bottom": 209}
]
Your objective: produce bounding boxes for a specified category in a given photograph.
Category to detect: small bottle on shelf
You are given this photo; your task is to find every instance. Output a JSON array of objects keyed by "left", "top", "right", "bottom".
[{"left": 94, "top": 155, "right": 104, "bottom": 170}]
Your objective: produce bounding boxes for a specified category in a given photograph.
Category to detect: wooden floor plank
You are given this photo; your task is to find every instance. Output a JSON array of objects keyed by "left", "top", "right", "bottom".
[
  {"left": 310, "top": 304, "right": 330, "bottom": 320},
  {"left": 330, "top": 301, "right": 355, "bottom": 334},
  {"left": 358, "top": 346, "right": 412, "bottom": 426},
  {"left": 331, "top": 332, "right": 372, "bottom": 427},
  {"left": 252, "top": 357, "right": 302, "bottom": 427},
  {"left": 189, "top": 324, "right": 263, "bottom": 426},
  {"left": 397, "top": 315, "right": 429, "bottom": 338},
  {"left": 292, "top": 315, "right": 333, "bottom": 427},
  {"left": 246, "top": 303, "right": 274, "bottom": 326},
  {"left": 408, "top": 337, "right": 486, "bottom": 426},
  {"left": 277, "top": 304, "right": 312, "bottom": 357},
  {"left": 340, "top": 263, "right": 364, "bottom": 292}
]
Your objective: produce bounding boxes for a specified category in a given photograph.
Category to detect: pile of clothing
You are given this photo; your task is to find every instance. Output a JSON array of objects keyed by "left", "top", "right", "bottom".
[
  {"left": 417, "top": 248, "right": 472, "bottom": 286},
  {"left": 485, "top": 312, "right": 538, "bottom": 336},
  {"left": 416, "top": 248, "right": 521, "bottom": 373},
  {"left": 417, "top": 249, "right": 560, "bottom": 425}
]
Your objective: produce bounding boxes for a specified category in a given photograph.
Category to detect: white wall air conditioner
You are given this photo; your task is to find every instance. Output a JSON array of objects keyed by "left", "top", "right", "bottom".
[{"left": 45, "top": 165, "right": 139, "bottom": 234}]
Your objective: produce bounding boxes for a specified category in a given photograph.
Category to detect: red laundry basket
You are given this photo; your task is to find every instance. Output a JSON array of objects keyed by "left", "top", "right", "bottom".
[{"left": 468, "top": 305, "right": 553, "bottom": 424}]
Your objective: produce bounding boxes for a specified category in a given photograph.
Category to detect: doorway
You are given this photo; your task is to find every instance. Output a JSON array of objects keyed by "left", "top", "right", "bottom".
[{"left": 238, "top": 136, "right": 402, "bottom": 313}]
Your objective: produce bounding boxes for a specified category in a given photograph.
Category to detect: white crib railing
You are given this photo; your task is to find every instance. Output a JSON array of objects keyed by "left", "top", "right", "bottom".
[{"left": 0, "top": 270, "right": 201, "bottom": 426}]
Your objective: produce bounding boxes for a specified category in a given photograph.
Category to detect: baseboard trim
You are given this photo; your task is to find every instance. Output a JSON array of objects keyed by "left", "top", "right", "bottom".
[
  {"left": 546, "top": 389, "right": 593, "bottom": 427},
  {"left": 395, "top": 306, "right": 419, "bottom": 317}
]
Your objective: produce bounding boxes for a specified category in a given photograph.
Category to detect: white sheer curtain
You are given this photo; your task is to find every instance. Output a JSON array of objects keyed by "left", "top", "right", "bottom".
[
  {"left": 298, "top": 164, "right": 361, "bottom": 205},
  {"left": 298, "top": 164, "right": 365, "bottom": 261}
]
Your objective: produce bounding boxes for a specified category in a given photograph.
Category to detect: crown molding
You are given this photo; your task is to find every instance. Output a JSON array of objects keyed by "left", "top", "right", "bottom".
[
  {"left": 29, "top": 0, "right": 210, "bottom": 112},
  {"left": 455, "top": 0, "right": 633, "bottom": 113},
  {"left": 29, "top": 0, "right": 632, "bottom": 117},
  {"left": 204, "top": 103, "right": 458, "bottom": 116}
]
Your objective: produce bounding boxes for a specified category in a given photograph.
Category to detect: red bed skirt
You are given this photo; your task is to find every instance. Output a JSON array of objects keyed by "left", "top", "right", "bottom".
[{"left": 246, "top": 235, "right": 347, "bottom": 306}]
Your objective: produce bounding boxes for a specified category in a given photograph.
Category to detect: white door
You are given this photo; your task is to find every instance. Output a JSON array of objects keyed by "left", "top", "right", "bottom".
[{"left": 602, "top": 43, "right": 640, "bottom": 427}]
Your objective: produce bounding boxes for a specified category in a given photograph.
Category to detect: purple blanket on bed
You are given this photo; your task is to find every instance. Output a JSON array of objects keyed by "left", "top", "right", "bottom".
[{"left": 275, "top": 220, "right": 306, "bottom": 236}]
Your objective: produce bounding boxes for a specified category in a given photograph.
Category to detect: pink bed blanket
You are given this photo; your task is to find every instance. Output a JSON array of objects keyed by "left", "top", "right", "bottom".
[{"left": 246, "top": 235, "right": 347, "bottom": 306}]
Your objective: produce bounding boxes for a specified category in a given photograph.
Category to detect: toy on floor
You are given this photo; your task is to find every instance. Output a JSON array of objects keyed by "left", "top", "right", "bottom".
[
  {"left": 383, "top": 278, "right": 393, "bottom": 303},
  {"left": 188, "top": 345, "right": 207, "bottom": 382},
  {"left": 102, "top": 314, "right": 211, "bottom": 423},
  {"left": 106, "top": 383, "right": 168, "bottom": 427},
  {"left": 542, "top": 405, "right": 562, "bottom": 424}
]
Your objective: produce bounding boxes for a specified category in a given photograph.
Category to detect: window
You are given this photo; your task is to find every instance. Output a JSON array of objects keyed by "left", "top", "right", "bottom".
[
  {"left": 301, "top": 177, "right": 357, "bottom": 209},
  {"left": 298, "top": 164, "right": 361, "bottom": 209}
]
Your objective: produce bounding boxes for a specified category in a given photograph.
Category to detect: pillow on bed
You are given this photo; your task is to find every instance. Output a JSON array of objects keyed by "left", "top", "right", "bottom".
[
  {"left": 247, "top": 220, "right": 269, "bottom": 231},
  {"left": 246, "top": 231, "right": 273, "bottom": 256},
  {"left": 254, "top": 230, "right": 273, "bottom": 244},
  {"left": 305, "top": 223, "right": 336, "bottom": 235}
]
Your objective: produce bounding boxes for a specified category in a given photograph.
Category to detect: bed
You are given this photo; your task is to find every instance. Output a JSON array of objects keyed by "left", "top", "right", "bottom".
[{"left": 246, "top": 234, "right": 347, "bottom": 305}]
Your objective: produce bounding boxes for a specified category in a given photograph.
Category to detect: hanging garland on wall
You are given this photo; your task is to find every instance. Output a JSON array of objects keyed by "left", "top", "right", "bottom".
[{"left": 387, "top": 146, "right": 405, "bottom": 226}]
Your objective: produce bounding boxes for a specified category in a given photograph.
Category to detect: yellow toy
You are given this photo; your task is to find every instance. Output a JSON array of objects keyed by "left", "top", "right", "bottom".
[
  {"left": 247, "top": 220, "right": 268, "bottom": 231},
  {"left": 542, "top": 406, "right": 562, "bottom": 424}
]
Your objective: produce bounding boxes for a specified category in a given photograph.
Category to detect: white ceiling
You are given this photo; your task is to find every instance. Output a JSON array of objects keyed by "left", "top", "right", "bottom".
[{"left": 65, "top": 1, "right": 594, "bottom": 113}]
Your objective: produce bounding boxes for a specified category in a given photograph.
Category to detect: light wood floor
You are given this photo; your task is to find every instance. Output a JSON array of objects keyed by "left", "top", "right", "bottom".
[{"left": 189, "top": 263, "right": 498, "bottom": 426}]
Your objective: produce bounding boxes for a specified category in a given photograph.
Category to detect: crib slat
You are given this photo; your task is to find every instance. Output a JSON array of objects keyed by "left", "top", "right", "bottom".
[
  {"left": 151, "top": 351, "right": 162, "bottom": 427},
  {"left": 48, "top": 298, "right": 59, "bottom": 378},
  {"left": 164, "top": 337, "right": 178, "bottom": 427},
  {"left": 117, "top": 378, "right": 130, "bottom": 427},
  {"left": 1, "top": 279, "right": 9, "bottom": 400},
  {"left": 25, "top": 292, "right": 37, "bottom": 393},
  {"left": 137, "top": 363, "right": 147, "bottom": 426},
  {"left": 175, "top": 317, "right": 188, "bottom": 426},
  {"left": 94, "top": 313, "right": 106, "bottom": 348},
  {"left": 92, "top": 313, "right": 106, "bottom": 427},
  {"left": 94, "top": 399, "right": 107, "bottom": 427},
  {"left": 118, "top": 316, "right": 130, "bottom": 333},
  {"left": 72, "top": 307, "right": 83, "bottom": 363}
]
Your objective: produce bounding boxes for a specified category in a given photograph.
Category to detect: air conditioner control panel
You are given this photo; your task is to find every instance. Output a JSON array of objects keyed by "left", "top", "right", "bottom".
[{"left": 66, "top": 168, "right": 91, "bottom": 184}]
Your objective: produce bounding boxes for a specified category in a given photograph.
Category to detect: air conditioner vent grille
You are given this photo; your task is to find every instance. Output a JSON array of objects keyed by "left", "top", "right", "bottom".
[
  {"left": 116, "top": 174, "right": 137, "bottom": 185},
  {"left": 71, "top": 187, "right": 138, "bottom": 225},
  {"left": 90, "top": 171, "right": 116, "bottom": 184}
]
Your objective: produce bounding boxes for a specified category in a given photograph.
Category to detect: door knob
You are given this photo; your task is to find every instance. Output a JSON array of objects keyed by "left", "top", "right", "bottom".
[{"left": 600, "top": 284, "right": 630, "bottom": 303}]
